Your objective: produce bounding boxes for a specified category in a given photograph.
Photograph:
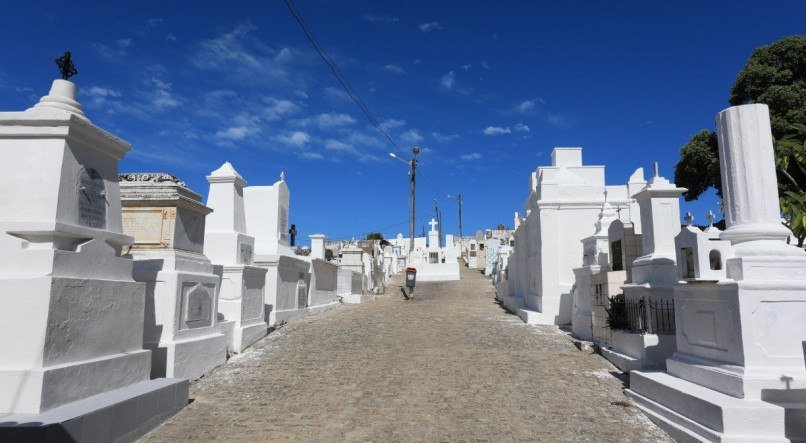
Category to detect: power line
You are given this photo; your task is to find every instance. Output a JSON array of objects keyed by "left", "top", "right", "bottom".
[{"left": 282, "top": 0, "right": 404, "bottom": 155}]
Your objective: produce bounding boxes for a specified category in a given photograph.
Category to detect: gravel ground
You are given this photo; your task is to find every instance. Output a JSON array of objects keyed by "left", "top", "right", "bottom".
[{"left": 142, "top": 266, "right": 671, "bottom": 442}]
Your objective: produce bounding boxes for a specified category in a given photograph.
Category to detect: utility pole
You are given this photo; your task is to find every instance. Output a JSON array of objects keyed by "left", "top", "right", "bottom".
[
  {"left": 447, "top": 193, "right": 463, "bottom": 241},
  {"left": 434, "top": 198, "right": 442, "bottom": 248},
  {"left": 390, "top": 147, "right": 420, "bottom": 256},
  {"left": 409, "top": 147, "right": 419, "bottom": 253}
]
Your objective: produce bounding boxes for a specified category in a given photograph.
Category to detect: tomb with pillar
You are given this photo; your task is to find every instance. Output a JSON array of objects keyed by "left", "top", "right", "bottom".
[
  {"left": 408, "top": 218, "right": 460, "bottom": 281},
  {"left": 203, "top": 162, "right": 267, "bottom": 353},
  {"left": 120, "top": 172, "right": 228, "bottom": 381},
  {"left": 626, "top": 104, "right": 806, "bottom": 441},
  {"left": 0, "top": 72, "right": 187, "bottom": 440},
  {"left": 243, "top": 172, "right": 316, "bottom": 325},
  {"left": 601, "top": 163, "right": 685, "bottom": 372}
]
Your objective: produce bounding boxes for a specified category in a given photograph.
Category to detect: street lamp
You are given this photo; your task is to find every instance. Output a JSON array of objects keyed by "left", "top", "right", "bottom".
[
  {"left": 390, "top": 146, "right": 420, "bottom": 254},
  {"left": 447, "top": 193, "right": 463, "bottom": 241}
]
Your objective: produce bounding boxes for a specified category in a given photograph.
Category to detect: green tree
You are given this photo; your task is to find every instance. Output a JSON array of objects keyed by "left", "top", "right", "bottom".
[
  {"left": 674, "top": 35, "right": 806, "bottom": 245},
  {"left": 365, "top": 232, "right": 384, "bottom": 241}
]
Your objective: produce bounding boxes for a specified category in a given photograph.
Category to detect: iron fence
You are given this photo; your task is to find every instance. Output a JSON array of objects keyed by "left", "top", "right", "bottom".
[{"left": 609, "top": 297, "right": 675, "bottom": 335}]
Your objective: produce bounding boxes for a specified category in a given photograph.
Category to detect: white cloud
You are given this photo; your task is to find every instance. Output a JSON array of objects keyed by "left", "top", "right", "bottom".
[
  {"left": 432, "top": 132, "right": 459, "bottom": 143},
  {"left": 419, "top": 21, "right": 442, "bottom": 32},
  {"left": 362, "top": 14, "right": 400, "bottom": 23},
  {"left": 461, "top": 64, "right": 473, "bottom": 70},
  {"left": 547, "top": 113, "right": 567, "bottom": 126},
  {"left": 441, "top": 71, "right": 456, "bottom": 90},
  {"left": 264, "top": 98, "right": 299, "bottom": 120},
  {"left": 483, "top": 126, "right": 511, "bottom": 135},
  {"left": 86, "top": 86, "right": 121, "bottom": 99},
  {"left": 325, "top": 139, "right": 356, "bottom": 152},
  {"left": 291, "top": 112, "right": 356, "bottom": 129},
  {"left": 514, "top": 123, "right": 530, "bottom": 132},
  {"left": 215, "top": 126, "right": 255, "bottom": 141},
  {"left": 400, "top": 129, "right": 423, "bottom": 144},
  {"left": 517, "top": 100, "right": 535, "bottom": 113},
  {"left": 275, "top": 131, "right": 310, "bottom": 147},
  {"left": 148, "top": 77, "right": 179, "bottom": 109},
  {"left": 461, "top": 152, "right": 482, "bottom": 160},
  {"left": 324, "top": 86, "right": 351, "bottom": 102},
  {"left": 116, "top": 38, "right": 132, "bottom": 48},
  {"left": 146, "top": 18, "right": 163, "bottom": 28},
  {"left": 481, "top": 60, "right": 490, "bottom": 69},
  {"left": 166, "top": 33, "right": 178, "bottom": 42},
  {"left": 382, "top": 64, "right": 406, "bottom": 74},
  {"left": 380, "top": 118, "right": 406, "bottom": 130},
  {"left": 300, "top": 152, "right": 324, "bottom": 160}
]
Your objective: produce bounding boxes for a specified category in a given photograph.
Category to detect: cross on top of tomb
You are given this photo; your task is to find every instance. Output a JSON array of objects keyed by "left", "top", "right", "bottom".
[
  {"left": 707, "top": 210, "right": 715, "bottom": 227},
  {"left": 55, "top": 51, "right": 77, "bottom": 80},
  {"left": 428, "top": 218, "right": 439, "bottom": 232},
  {"left": 684, "top": 211, "right": 694, "bottom": 226},
  {"left": 280, "top": 171, "right": 285, "bottom": 181}
]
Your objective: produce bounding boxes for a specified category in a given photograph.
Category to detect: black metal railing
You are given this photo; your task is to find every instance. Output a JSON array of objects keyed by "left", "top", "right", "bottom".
[{"left": 607, "top": 296, "right": 675, "bottom": 335}]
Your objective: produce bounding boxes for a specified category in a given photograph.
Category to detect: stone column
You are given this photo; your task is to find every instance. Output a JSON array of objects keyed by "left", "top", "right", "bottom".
[
  {"left": 310, "top": 234, "right": 327, "bottom": 260},
  {"left": 716, "top": 104, "right": 793, "bottom": 249}
]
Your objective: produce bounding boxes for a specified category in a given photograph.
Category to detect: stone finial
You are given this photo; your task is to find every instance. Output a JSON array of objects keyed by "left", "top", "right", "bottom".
[
  {"left": 653, "top": 161, "right": 659, "bottom": 178},
  {"left": 684, "top": 211, "right": 694, "bottom": 226},
  {"left": 31, "top": 79, "right": 85, "bottom": 116},
  {"left": 280, "top": 171, "right": 285, "bottom": 181},
  {"left": 707, "top": 210, "right": 715, "bottom": 227},
  {"left": 207, "top": 161, "right": 246, "bottom": 187}
]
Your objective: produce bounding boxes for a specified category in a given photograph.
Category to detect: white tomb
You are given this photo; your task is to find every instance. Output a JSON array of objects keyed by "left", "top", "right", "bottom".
[
  {"left": 305, "top": 234, "right": 340, "bottom": 314},
  {"left": 120, "top": 173, "right": 228, "bottom": 380},
  {"left": 603, "top": 164, "right": 685, "bottom": 371},
  {"left": 503, "top": 148, "right": 639, "bottom": 325},
  {"left": 0, "top": 78, "right": 187, "bottom": 439},
  {"left": 244, "top": 173, "right": 316, "bottom": 325},
  {"left": 411, "top": 218, "right": 460, "bottom": 282},
  {"left": 571, "top": 197, "right": 619, "bottom": 341},
  {"left": 203, "top": 162, "right": 267, "bottom": 352},
  {"left": 627, "top": 104, "right": 806, "bottom": 441}
]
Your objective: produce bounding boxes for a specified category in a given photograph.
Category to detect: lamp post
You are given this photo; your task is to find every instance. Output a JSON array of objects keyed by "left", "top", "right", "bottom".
[
  {"left": 390, "top": 146, "right": 420, "bottom": 254},
  {"left": 447, "top": 194, "right": 463, "bottom": 241}
]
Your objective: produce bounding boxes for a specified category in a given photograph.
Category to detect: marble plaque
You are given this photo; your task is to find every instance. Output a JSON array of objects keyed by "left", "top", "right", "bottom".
[
  {"left": 297, "top": 281, "right": 307, "bottom": 309},
  {"left": 123, "top": 208, "right": 170, "bottom": 246},
  {"left": 182, "top": 283, "right": 214, "bottom": 329},
  {"left": 77, "top": 167, "right": 106, "bottom": 229},
  {"left": 241, "top": 275, "right": 264, "bottom": 320}
]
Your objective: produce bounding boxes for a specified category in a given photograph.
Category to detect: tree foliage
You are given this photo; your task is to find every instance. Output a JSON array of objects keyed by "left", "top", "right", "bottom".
[
  {"left": 673, "top": 36, "right": 806, "bottom": 246},
  {"left": 729, "top": 36, "right": 806, "bottom": 139},
  {"left": 365, "top": 232, "right": 384, "bottom": 241},
  {"left": 674, "top": 130, "right": 721, "bottom": 201}
]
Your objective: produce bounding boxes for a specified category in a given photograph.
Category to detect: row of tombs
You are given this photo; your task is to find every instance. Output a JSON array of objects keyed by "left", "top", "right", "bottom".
[
  {"left": 492, "top": 104, "right": 806, "bottom": 441},
  {"left": 0, "top": 78, "right": 390, "bottom": 440}
]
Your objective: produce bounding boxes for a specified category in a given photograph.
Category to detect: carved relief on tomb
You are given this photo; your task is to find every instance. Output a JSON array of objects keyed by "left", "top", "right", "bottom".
[
  {"left": 181, "top": 282, "right": 215, "bottom": 329},
  {"left": 76, "top": 166, "right": 107, "bottom": 229}
]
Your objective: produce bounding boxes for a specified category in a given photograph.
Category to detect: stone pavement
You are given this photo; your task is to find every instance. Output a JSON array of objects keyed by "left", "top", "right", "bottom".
[{"left": 143, "top": 266, "right": 670, "bottom": 442}]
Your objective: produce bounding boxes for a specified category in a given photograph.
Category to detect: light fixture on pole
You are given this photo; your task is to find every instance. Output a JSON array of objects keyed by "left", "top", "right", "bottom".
[{"left": 390, "top": 146, "right": 420, "bottom": 254}]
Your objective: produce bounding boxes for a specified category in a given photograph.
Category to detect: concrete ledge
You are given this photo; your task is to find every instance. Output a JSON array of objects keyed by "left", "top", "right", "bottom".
[
  {"left": 0, "top": 378, "right": 188, "bottom": 442},
  {"left": 306, "top": 301, "right": 340, "bottom": 316},
  {"left": 516, "top": 308, "right": 557, "bottom": 325},
  {"left": 626, "top": 371, "right": 789, "bottom": 442},
  {"left": 233, "top": 321, "right": 267, "bottom": 353},
  {"left": 600, "top": 346, "right": 664, "bottom": 373},
  {"left": 341, "top": 293, "right": 377, "bottom": 304}
]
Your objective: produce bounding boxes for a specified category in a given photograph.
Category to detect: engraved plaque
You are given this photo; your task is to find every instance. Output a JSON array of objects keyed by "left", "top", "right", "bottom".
[
  {"left": 122, "top": 208, "right": 169, "bottom": 246},
  {"left": 182, "top": 283, "right": 214, "bottom": 329},
  {"left": 77, "top": 167, "right": 106, "bottom": 229},
  {"left": 239, "top": 243, "right": 253, "bottom": 264},
  {"left": 297, "top": 281, "right": 307, "bottom": 309},
  {"left": 241, "top": 275, "right": 264, "bottom": 320},
  {"left": 279, "top": 206, "right": 288, "bottom": 242}
]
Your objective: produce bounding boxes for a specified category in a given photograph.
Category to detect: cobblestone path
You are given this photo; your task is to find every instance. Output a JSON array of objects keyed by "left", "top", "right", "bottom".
[{"left": 143, "top": 267, "right": 670, "bottom": 442}]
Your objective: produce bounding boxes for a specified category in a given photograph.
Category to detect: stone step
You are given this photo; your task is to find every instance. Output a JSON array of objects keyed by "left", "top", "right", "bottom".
[{"left": 626, "top": 371, "right": 790, "bottom": 442}]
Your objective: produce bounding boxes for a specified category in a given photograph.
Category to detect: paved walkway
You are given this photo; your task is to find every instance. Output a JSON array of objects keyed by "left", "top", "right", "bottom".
[{"left": 143, "top": 267, "right": 670, "bottom": 442}]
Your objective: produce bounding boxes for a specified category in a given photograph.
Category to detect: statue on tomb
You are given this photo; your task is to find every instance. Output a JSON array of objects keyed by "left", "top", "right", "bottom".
[{"left": 55, "top": 51, "right": 77, "bottom": 80}]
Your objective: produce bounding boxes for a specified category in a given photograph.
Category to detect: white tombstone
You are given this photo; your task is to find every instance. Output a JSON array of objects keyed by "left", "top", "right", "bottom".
[
  {"left": 674, "top": 213, "right": 733, "bottom": 281},
  {"left": 627, "top": 104, "right": 806, "bottom": 441},
  {"left": 120, "top": 173, "right": 227, "bottom": 380},
  {"left": 204, "top": 162, "right": 267, "bottom": 353},
  {"left": 309, "top": 234, "right": 326, "bottom": 260},
  {"left": 0, "top": 79, "right": 187, "bottom": 438},
  {"left": 604, "top": 166, "right": 685, "bottom": 371},
  {"left": 572, "top": 198, "right": 618, "bottom": 341},
  {"left": 243, "top": 173, "right": 293, "bottom": 259}
]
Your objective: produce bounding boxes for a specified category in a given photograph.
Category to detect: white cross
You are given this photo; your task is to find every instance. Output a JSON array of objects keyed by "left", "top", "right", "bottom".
[
  {"left": 707, "top": 210, "right": 715, "bottom": 227},
  {"left": 428, "top": 218, "right": 438, "bottom": 232},
  {"left": 684, "top": 211, "right": 694, "bottom": 226}
]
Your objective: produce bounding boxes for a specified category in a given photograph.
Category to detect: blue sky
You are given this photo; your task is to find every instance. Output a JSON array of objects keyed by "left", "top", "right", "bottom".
[{"left": 2, "top": 1, "right": 804, "bottom": 244}]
